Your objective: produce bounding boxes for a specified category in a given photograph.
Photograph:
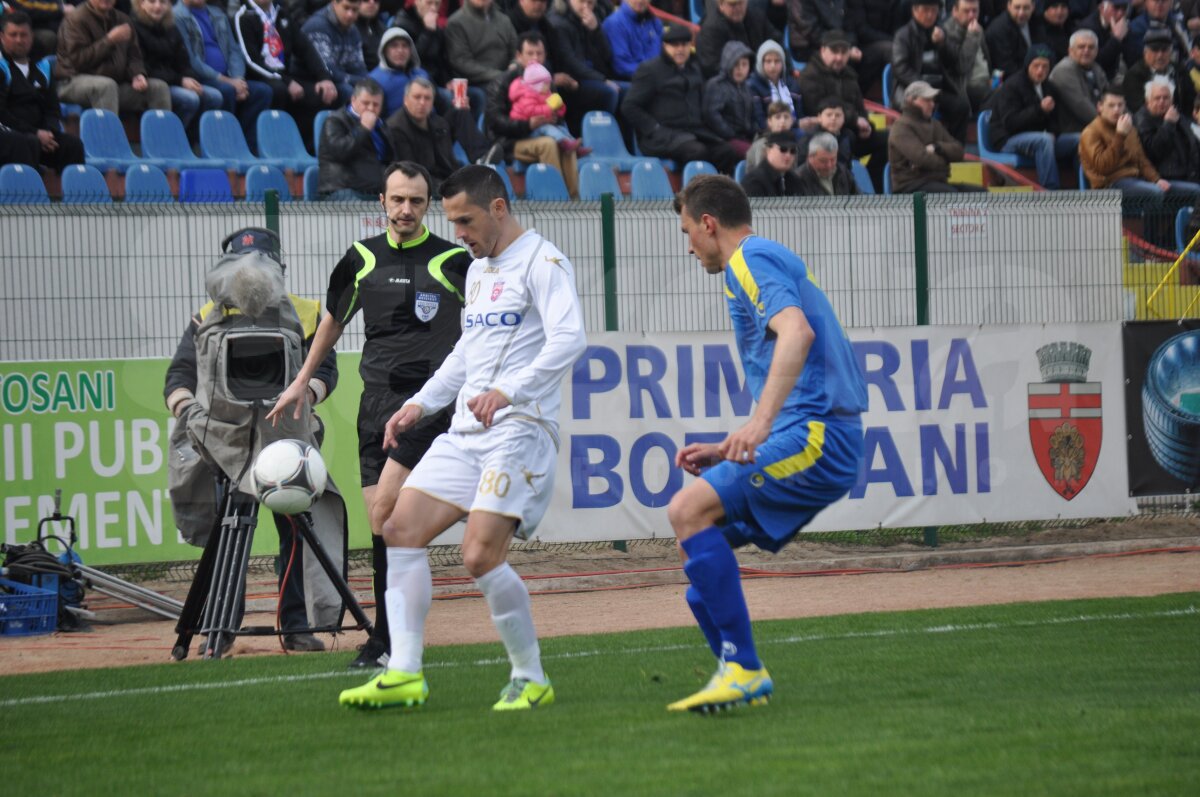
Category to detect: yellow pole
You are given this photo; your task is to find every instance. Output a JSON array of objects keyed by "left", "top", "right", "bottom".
[{"left": 1147, "top": 222, "right": 1200, "bottom": 317}]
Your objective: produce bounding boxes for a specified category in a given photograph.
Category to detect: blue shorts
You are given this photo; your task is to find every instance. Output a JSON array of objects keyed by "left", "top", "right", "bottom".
[{"left": 701, "top": 418, "right": 863, "bottom": 553}]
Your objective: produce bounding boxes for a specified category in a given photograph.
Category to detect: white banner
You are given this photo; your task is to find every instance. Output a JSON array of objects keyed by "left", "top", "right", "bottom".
[{"left": 535, "top": 324, "right": 1137, "bottom": 542}]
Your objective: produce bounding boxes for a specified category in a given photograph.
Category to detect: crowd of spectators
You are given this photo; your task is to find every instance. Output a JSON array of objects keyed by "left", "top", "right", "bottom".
[{"left": 6, "top": 0, "right": 1200, "bottom": 202}]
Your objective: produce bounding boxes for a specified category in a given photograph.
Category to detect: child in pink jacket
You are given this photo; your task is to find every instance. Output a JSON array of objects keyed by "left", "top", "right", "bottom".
[{"left": 508, "top": 62, "right": 590, "bottom": 154}]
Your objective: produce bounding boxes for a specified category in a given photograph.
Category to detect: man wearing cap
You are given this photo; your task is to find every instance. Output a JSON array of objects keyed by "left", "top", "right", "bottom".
[
  {"left": 889, "top": 80, "right": 986, "bottom": 193},
  {"left": 798, "top": 29, "right": 889, "bottom": 190},
  {"left": 986, "top": 0, "right": 1048, "bottom": 79},
  {"left": 696, "top": 0, "right": 786, "bottom": 79},
  {"left": 740, "top": 130, "right": 803, "bottom": 195},
  {"left": 1078, "top": 0, "right": 1130, "bottom": 81},
  {"left": 622, "top": 23, "right": 740, "bottom": 174},
  {"left": 1123, "top": 26, "right": 1195, "bottom": 114},
  {"left": 984, "top": 44, "right": 1075, "bottom": 189},
  {"left": 1125, "top": 0, "right": 1190, "bottom": 67},
  {"left": 893, "top": 0, "right": 971, "bottom": 142},
  {"left": 1050, "top": 29, "right": 1109, "bottom": 134},
  {"left": 794, "top": 131, "right": 859, "bottom": 195}
]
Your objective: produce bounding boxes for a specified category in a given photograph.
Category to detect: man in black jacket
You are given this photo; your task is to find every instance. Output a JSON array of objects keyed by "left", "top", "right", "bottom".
[
  {"left": 985, "top": 0, "right": 1047, "bottom": 79},
  {"left": 893, "top": 0, "right": 970, "bottom": 141},
  {"left": 621, "top": 24, "right": 739, "bottom": 173},
  {"left": 318, "top": 77, "right": 393, "bottom": 199},
  {"left": 1123, "top": 27, "right": 1194, "bottom": 115},
  {"left": 387, "top": 77, "right": 491, "bottom": 194},
  {"left": 1077, "top": 0, "right": 1129, "bottom": 81},
  {"left": 985, "top": 44, "right": 1074, "bottom": 189},
  {"left": 1135, "top": 75, "right": 1200, "bottom": 192},
  {"left": 795, "top": 131, "right": 860, "bottom": 195},
  {"left": 741, "top": 130, "right": 804, "bottom": 195},
  {"left": 697, "top": 0, "right": 784, "bottom": 78}
]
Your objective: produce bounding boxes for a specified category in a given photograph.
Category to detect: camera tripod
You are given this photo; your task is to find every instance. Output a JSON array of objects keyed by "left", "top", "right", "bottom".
[{"left": 171, "top": 479, "right": 371, "bottom": 660}]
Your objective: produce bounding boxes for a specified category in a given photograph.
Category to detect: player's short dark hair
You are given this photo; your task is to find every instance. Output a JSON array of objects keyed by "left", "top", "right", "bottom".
[
  {"left": 352, "top": 77, "right": 384, "bottom": 98},
  {"left": 2, "top": 10, "right": 33, "bottom": 28},
  {"left": 673, "top": 175, "right": 751, "bottom": 228},
  {"left": 440, "top": 165, "right": 509, "bottom": 211},
  {"left": 383, "top": 161, "right": 433, "bottom": 200}
]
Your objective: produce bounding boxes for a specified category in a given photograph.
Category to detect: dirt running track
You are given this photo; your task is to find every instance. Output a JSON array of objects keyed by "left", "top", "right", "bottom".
[{"left": 2, "top": 520, "right": 1198, "bottom": 676}]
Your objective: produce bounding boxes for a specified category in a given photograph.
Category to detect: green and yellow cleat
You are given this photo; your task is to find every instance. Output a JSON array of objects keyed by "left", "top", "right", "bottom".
[
  {"left": 493, "top": 677, "right": 555, "bottom": 711},
  {"left": 339, "top": 669, "right": 429, "bottom": 710},
  {"left": 667, "top": 661, "right": 773, "bottom": 715}
]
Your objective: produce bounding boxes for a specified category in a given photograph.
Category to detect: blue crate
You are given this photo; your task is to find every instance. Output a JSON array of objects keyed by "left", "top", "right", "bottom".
[{"left": 0, "top": 577, "right": 57, "bottom": 636}]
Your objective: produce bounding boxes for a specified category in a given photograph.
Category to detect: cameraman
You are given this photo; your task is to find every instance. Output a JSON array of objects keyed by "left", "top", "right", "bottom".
[{"left": 165, "top": 227, "right": 339, "bottom": 653}]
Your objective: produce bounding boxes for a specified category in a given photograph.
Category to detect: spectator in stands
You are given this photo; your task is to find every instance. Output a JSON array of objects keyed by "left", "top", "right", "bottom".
[
  {"left": 697, "top": 0, "right": 784, "bottom": 79},
  {"left": 281, "top": 0, "right": 327, "bottom": 28},
  {"left": 298, "top": 0, "right": 368, "bottom": 102},
  {"left": 812, "top": 95, "right": 854, "bottom": 167},
  {"left": 1049, "top": 28, "right": 1108, "bottom": 134},
  {"left": 985, "top": 44, "right": 1075, "bottom": 189},
  {"left": 234, "top": 0, "right": 339, "bottom": 124},
  {"left": 1125, "top": 0, "right": 1190, "bottom": 67},
  {"left": 394, "top": 0, "right": 452, "bottom": 100},
  {"left": 485, "top": 31, "right": 583, "bottom": 196},
  {"left": 54, "top": 0, "right": 172, "bottom": 115},
  {"left": 943, "top": 0, "right": 995, "bottom": 115},
  {"left": 445, "top": 0, "right": 518, "bottom": 119},
  {"left": 746, "top": 38, "right": 802, "bottom": 130},
  {"left": 132, "top": 0, "right": 222, "bottom": 131},
  {"left": 986, "top": 0, "right": 1047, "bottom": 79},
  {"left": 744, "top": 98, "right": 800, "bottom": 169},
  {"left": 889, "top": 80, "right": 984, "bottom": 193},
  {"left": 369, "top": 26, "right": 428, "bottom": 115},
  {"left": 787, "top": 0, "right": 891, "bottom": 95},
  {"left": 1078, "top": 0, "right": 1129, "bottom": 81},
  {"left": 318, "top": 76, "right": 392, "bottom": 198},
  {"left": 175, "top": 0, "right": 273, "bottom": 150},
  {"left": 622, "top": 23, "right": 740, "bottom": 173},
  {"left": 893, "top": 0, "right": 970, "bottom": 142},
  {"left": 795, "top": 131, "right": 859, "bottom": 195},
  {"left": 1124, "top": 26, "right": 1194, "bottom": 114},
  {"left": 387, "top": 76, "right": 490, "bottom": 193},
  {"left": 602, "top": 0, "right": 660, "bottom": 82},
  {"left": 1136, "top": 74, "right": 1200, "bottom": 190},
  {"left": 0, "top": 11, "right": 85, "bottom": 172},
  {"left": 798, "top": 28, "right": 888, "bottom": 189},
  {"left": 4, "top": 0, "right": 64, "bottom": 59},
  {"left": 356, "top": 0, "right": 387, "bottom": 70},
  {"left": 740, "top": 129, "right": 803, "bottom": 195},
  {"left": 508, "top": 60, "right": 587, "bottom": 150},
  {"left": 550, "top": 0, "right": 618, "bottom": 99},
  {"left": 703, "top": 40, "right": 757, "bottom": 159},
  {"left": 1041, "top": 0, "right": 1075, "bottom": 63}
]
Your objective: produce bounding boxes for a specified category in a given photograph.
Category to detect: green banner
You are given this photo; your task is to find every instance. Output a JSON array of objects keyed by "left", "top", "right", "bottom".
[{"left": 0, "top": 357, "right": 370, "bottom": 565}]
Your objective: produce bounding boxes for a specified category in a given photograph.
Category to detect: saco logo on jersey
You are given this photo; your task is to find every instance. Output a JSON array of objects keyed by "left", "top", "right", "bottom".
[
  {"left": 465, "top": 311, "right": 523, "bottom": 328},
  {"left": 414, "top": 292, "right": 440, "bottom": 322},
  {"left": 1027, "top": 342, "right": 1102, "bottom": 500}
]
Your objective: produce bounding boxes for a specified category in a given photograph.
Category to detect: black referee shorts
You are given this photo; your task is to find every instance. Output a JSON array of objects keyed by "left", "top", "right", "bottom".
[{"left": 356, "top": 389, "right": 452, "bottom": 487}]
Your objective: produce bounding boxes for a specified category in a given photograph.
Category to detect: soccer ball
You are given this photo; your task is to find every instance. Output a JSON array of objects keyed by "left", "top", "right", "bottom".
[{"left": 251, "top": 439, "right": 328, "bottom": 515}]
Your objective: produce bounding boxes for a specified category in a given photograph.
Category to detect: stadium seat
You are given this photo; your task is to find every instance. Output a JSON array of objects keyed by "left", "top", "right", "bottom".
[
  {"left": 523, "top": 163, "right": 570, "bottom": 200},
  {"left": 80, "top": 108, "right": 166, "bottom": 173},
  {"left": 851, "top": 160, "right": 875, "bottom": 194},
  {"left": 581, "top": 111, "right": 645, "bottom": 171},
  {"left": 682, "top": 160, "right": 718, "bottom": 186},
  {"left": 313, "top": 110, "right": 331, "bottom": 156},
  {"left": 303, "top": 164, "right": 320, "bottom": 201},
  {"left": 977, "top": 110, "right": 1034, "bottom": 169},
  {"left": 629, "top": 160, "right": 674, "bottom": 199},
  {"left": 256, "top": 110, "right": 318, "bottom": 172},
  {"left": 0, "top": 163, "right": 50, "bottom": 203},
  {"left": 578, "top": 161, "right": 622, "bottom": 200},
  {"left": 1078, "top": 163, "right": 1089, "bottom": 190},
  {"left": 1176, "top": 206, "right": 1194, "bottom": 253},
  {"left": 452, "top": 141, "right": 470, "bottom": 167},
  {"left": 178, "top": 168, "right": 234, "bottom": 202},
  {"left": 124, "top": 164, "right": 173, "bottom": 202},
  {"left": 882, "top": 163, "right": 892, "bottom": 194},
  {"left": 140, "top": 110, "right": 226, "bottom": 171},
  {"left": 882, "top": 64, "right": 893, "bottom": 110},
  {"left": 200, "top": 110, "right": 288, "bottom": 173},
  {"left": 485, "top": 163, "right": 515, "bottom": 200},
  {"left": 689, "top": 0, "right": 703, "bottom": 24},
  {"left": 734, "top": 160, "right": 746, "bottom": 184},
  {"left": 245, "top": 164, "right": 292, "bottom": 201},
  {"left": 61, "top": 164, "right": 112, "bottom": 203}
]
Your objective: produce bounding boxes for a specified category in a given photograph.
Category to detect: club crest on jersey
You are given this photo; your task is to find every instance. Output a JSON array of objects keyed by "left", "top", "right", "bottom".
[
  {"left": 414, "top": 291, "right": 440, "bottom": 322},
  {"left": 491, "top": 280, "right": 505, "bottom": 301}
]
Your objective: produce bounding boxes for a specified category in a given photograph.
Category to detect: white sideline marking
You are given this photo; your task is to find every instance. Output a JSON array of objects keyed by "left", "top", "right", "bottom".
[{"left": 2, "top": 606, "right": 1194, "bottom": 708}]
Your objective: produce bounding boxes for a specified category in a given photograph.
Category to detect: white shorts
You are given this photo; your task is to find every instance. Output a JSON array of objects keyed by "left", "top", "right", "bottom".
[{"left": 403, "top": 420, "right": 558, "bottom": 539}]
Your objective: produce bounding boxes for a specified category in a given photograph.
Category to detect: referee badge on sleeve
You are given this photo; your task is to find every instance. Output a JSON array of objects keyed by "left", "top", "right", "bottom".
[{"left": 415, "top": 292, "right": 440, "bottom": 322}]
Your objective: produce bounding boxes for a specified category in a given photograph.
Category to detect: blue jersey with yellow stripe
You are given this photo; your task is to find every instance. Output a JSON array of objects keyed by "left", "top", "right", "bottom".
[{"left": 724, "top": 236, "right": 867, "bottom": 422}]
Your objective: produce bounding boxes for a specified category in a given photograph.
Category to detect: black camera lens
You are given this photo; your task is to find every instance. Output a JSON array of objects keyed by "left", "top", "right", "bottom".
[{"left": 226, "top": 334, "right": 287, "bottom": 401}]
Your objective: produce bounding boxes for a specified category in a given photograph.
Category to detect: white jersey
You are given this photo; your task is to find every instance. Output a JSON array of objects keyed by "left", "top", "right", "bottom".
[{"left": 407, "top": 229, "right": 587, "bottom": 442}]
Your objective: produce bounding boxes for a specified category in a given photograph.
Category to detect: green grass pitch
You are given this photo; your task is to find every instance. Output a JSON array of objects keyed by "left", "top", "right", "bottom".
[{"left": 3, "top": 593, "right": 1198, "bottom": 796}]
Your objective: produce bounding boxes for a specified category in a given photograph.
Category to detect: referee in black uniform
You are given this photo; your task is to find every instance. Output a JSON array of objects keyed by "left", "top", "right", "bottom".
[{"left": 269, "top": 161, "right": 470, "bottom": 668}]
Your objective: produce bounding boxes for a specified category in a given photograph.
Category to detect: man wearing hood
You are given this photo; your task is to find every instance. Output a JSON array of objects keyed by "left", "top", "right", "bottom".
[
  {"left": 746, "top": 39, "right": 803, "bottom": 130},
  {"left": 234, "top": 0, "right": 339, "bottom": 116},
  {"left": 602, "top": 0, "right": 660, "bottom": 81},
  {"left": 369, "top": 26, "right": 430, "bottom": 115},
  {"left": 703, "top": 40, "right": 758, "bottom": 158},
  {"left": 985, "top": 43, "right": 1074, "bottom": 189}
]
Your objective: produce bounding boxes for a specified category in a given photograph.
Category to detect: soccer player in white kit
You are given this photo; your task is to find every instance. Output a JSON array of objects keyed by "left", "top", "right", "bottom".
[{"left": 339, "top": 165, "right": 588, "bottom": 712}]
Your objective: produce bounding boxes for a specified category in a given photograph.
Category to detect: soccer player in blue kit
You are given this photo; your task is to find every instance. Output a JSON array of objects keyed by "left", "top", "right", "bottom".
[{"left": 667, "top": 175, "right": 868, "bottom": 714}]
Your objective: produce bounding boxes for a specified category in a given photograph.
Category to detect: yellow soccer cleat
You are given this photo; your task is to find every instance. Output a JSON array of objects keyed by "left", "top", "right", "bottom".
[
  {"left": 339, "top": 669, "right": 429, "bottom": 710},
  {"left": 667, "top": 661, "right": 773, "bottom": 714},
  {"left": 493, "top": 677, "right": 555, "bottom": 711}
]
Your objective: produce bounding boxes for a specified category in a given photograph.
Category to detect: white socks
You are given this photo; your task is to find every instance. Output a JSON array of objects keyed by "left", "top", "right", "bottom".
[
  {"left": 384, "top": 547, "right": 431, "bottom": 674},
  {"left": 476, "top": 563, "right": 545, "bottom": 684}
]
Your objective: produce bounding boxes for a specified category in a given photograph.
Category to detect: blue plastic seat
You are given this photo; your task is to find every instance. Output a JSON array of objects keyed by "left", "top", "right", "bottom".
[
  {"left": 178, "top": 168, "right": 233, "bottom": 202},
  {"left": 524, "top": 163, "right": 570, "bottom": 200},
  {"left": 61, "top": 164, "right": 112, "bottom": 203},
  {"left": 682, "top": 160, "right": 718, "bottom": 186},
  {"left": 578, "top": 161, "right": 623, "bottom": 200},
  {"left": 313, "top": 110, "right": 332, "bottom": 156},
  {"left": 485, "top": 163, "right": 515, "bottom": 200},
  {"left": 452, "top": 140, "right": 470, "bottom": 167},
  {"left": 141, "top": 110, "right": 226, "bottom": 170},
  {"left": 734, "top": 160, "right": 746, "bottom": 183},
  {"left": 200, "top": 110, "right": 288, "bottom": 173},
  {"left": 245, "top": 164, "right": 292, "bottom": 201},
  {"left": 80, "top": 109, "right": 166, "bottom": 173},
  {"left": 303, "top": 164, "right": 320, "bottom": 201},
  {"left": 882, "top": 63, "right": 893, "bottom": 110},
  {"left": 688, "top": 0, "right": 703, "bottom": 24},
  {"left": 1078, "top": 162, "right": 1089, "bottom": 190},
  {"left": 257, "top": 110, "right": 317, "bottom": 172},
  {"left": 124, "top": 164, "right": 173, "bottom": 202},
  {"left": 882, "top": 163, "right": 892, "bottom": 194},
  {"left": 977, "top": 110, "right": 1034, "bottom": 169},
  {"left": 581, "top": 111, "right": 645, "bottom": 171},
  {"left": 851, "top": 160, "right": 875, "bottom": 194},
  {"left": 630, "top": 160, "right": 674, "bottom": 199},
  {"left": 1177, "top": 206, "right": 1194, "bottom": 253},
  {"left": 0, "top": 163, "right": 50, "bottom": 203}
]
